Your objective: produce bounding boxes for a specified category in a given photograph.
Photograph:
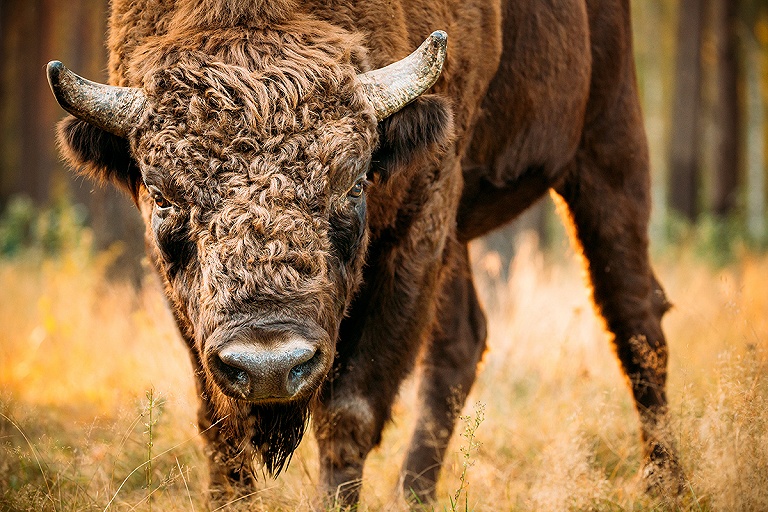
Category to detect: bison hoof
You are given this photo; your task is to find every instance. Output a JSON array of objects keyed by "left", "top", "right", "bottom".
[
  {"left": 402, "top": 476, "right": 437, "bottom": 507},
  {"left": 641, "top": 443, "right": 686, "bottom": 497}
]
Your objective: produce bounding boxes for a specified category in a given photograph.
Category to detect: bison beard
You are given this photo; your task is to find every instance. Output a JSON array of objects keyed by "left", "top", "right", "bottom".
[{"left": 214, "top": 391, "right": 316, "bottom": 477}]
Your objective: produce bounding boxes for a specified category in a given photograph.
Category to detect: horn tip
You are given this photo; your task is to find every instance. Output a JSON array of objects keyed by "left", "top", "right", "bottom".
[
  {"left": 46, "top": 60, "right": 73, "bottom": 111},
  {"left": 430, "top": 30, "right": 448, "bottom": 44},
  {"left": 46, "top": 60, "right": 65, "bottom": 82},
  {"left": 47, "top": 61, "right": 66, "bottom": 102},
  {"left": 46, "top": 61, "right": 70, "bottom": 95},
  {"left": 427, "top": 31, "right": 448, "bottom": 59}
]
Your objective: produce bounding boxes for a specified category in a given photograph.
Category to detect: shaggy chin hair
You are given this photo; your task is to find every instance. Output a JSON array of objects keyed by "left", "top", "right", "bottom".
[{"left": 213, "top": 388, "right": 317, "bottom": 476}]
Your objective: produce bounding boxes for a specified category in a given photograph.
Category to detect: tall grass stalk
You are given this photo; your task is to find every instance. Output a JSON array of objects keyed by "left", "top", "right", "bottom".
[
  {"left": 175, "top": 457, "right": 195, "bottom": 512},
  {"left": 144, "top": 388, "right": 161, "bottom": 512},
  {"left": 449, "top": 402, "right": 485, "bottom": 512}
]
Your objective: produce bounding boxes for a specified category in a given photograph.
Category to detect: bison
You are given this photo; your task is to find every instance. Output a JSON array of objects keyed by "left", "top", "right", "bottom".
[{"left": 48, "top": 0, "right": 682, "bottom": 506}]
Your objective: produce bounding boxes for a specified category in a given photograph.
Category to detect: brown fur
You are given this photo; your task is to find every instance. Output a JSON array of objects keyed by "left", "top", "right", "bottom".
[{"left": 54, "top": 0, "right": 681, "bottom": 506}]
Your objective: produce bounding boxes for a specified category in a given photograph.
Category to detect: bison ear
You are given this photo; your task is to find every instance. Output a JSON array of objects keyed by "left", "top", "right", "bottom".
[
  {"left": 56, "top": 115, "right": 142, "bottom": 199},
  {"left": 370, "top": 94, "right": 455, "bottom": 182}
]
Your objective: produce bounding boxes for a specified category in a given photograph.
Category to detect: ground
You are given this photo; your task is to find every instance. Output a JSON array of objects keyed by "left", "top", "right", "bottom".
[{"left": 1, "top": 227, "right": 767, "bottom": 511}]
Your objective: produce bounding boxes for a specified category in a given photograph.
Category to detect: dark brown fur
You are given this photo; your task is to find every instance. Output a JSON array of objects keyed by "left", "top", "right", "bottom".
[{"left": 55, "top": 0, "right": 681, "bottom": 506}]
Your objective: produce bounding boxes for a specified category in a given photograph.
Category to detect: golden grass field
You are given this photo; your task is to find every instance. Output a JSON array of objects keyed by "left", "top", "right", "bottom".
[{"left": 1, "top": 230, "right": 767, "bottom": 511}]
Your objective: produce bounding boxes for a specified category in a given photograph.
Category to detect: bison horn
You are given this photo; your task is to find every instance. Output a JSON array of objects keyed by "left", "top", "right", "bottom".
[
  {"left": 358, "top": 30, "right": 447, "bottom": 121},
  {"left": 46, "top": 61, "right": 146, "bottom": 138}
]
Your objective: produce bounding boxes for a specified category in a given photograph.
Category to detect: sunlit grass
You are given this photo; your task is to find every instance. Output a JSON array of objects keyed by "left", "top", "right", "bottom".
[{"left": 1, "top": 231, "right": 767, "bottom": 510}]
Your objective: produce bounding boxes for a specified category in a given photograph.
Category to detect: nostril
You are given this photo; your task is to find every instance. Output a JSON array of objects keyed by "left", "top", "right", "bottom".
[
  {"left": 286, "top": 348, "right": 321, "bottom": 395},
  {"left": 289, "top": 361, "right": 311, "bottom": 381},
  {"left": 289, "top": 349, "right": 320, "bottom": 381},
  {"left": 217, "top": 357, "right": 250, "bottom": 389}
]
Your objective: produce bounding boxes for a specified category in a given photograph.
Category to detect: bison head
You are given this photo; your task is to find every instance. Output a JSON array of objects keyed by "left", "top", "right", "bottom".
[{"left": 49, "top": 30, "right": 451, "bottom": 474}]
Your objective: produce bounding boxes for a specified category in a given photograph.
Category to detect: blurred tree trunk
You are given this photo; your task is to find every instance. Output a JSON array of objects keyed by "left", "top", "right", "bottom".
[
  {"left": 712, "top": 0, "right": 741, "bottom": 217},
  {"left": 1, "top": 0, "right": 45, "bottom": 205},
  {"left": 1, "top": 0, "right": 74, "bottom": 204},
  {"left": 0, "top": 0, "right": 61, "bottom": 204},
  {"left": 63, "top": 0, "right": 146, "bottom": 281},
  {"left": 0, "top": 0, "right": 20, "bottom": 207},
  {"left": 746, "top": 14, "right": 766, "bottom": 240},
  {"left": 0, "top": 0, "right": 145, "bottom": 280},
  {"left": 669, "top": 0, "right": 705, "bottom": 221}
]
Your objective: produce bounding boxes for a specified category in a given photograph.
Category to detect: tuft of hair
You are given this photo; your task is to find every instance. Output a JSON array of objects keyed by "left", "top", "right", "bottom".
[
  {"left": 214, "top": 391, "right": 316, "bottom": 478},
  {"left": 172, "top": 0, "right": 298, "bottom": 30},
  {"left": 56, "top": 115, "right": 142, "bottom": 199},
  {"left": 371, "top": 94, "right": 455, "bottom": 182},
  {"left": 250, "top": 400, "right": 314, "bottom": 476}
]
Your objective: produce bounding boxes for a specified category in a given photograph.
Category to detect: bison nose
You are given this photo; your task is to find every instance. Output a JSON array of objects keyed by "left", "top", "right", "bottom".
[{"left": 212, "top": 337, "right": 320, "bottom": 401}]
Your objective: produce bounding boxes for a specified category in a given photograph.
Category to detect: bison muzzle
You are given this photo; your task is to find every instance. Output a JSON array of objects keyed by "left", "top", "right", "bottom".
[{"left": 207, "top": 319, "right": 329, "bottom": 401}]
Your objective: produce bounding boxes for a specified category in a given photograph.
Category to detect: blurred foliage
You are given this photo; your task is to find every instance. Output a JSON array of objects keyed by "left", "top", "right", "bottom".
[
  {"left": 661, "top": 213, "right": 768, "bottom": 267},
  {"left": 0, "top": 195, "right": 90, "bottom": 259},
  {"left": 2, "top": 191, "right": 765, "bottom": 273}
]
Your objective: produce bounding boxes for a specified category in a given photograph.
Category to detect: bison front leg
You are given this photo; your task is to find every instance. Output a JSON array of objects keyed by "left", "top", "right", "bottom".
[
  {"left": 402, "top": 243, "right": 487, "bottom": 502},
  {"left": 313, "top": 257, "right": 449, "bottom": 506},
  {"left": 313, "top": 394, "right": 379, "bottom": 506},
  {"left": 314, "top": 182, "right": 460, "bottom": 507},
  {"left": 196, "top": 398, "right": 260, "bottom": 506},
  {"left": 189, "top": 364, "right": 262, "bottom": 506},
  {"left": 554, "top": 80, "right": 683, "bottom": 495}
]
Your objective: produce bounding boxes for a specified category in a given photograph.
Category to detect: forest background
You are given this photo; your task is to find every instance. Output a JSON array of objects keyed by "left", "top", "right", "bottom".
[{"left": 2, "top": 0, "right": 768, "bottom": 264}]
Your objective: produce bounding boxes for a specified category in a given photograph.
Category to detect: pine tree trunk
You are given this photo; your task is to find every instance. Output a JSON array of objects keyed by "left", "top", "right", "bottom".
[
  {"left": 712, "top": 0, "right": 741, "bottom": 217},
  {"left": 669, "top": 0, "right": 705, "bottom": 221},
  {"left": 746, "top": 30, "right": 766, "bottom": 240}
]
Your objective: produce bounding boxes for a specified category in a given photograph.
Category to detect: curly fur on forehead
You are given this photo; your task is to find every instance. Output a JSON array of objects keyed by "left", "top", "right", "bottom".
[
  {"left": 134, "top": 22, "right": 377, "bottom": 191},
  {"left": 171, "top": 0, "right": 299, "bottom": 29},
  {"left": 134, "top": 30, "right": 377, "bottom": 302}
]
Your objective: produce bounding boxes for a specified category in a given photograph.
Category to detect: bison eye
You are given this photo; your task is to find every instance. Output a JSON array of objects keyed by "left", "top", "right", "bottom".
[
  {"left": 347, "top": 180, "right": 366, "bottom": 199},
  {"left": 149, "top": 187, "right": 173, "bottom": 211}
]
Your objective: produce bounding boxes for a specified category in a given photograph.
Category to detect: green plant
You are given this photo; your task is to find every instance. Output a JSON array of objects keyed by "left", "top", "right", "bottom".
[
  {"left": 448, "top": 402, "right": 485, "bottom": 512},
  {"left": 0, "top": 195, "right": 89, "bottom": 259},
  {"left": 144, "top": 388, "right": 164, "bottom": 512},
  {"left": 658, "top": 211, "right": 768, "bottom": 267}
]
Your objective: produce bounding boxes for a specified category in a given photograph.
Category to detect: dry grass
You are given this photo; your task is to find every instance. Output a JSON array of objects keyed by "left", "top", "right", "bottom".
[{"left": 1, "top": 232, "right": 767, "bottom": 511}]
